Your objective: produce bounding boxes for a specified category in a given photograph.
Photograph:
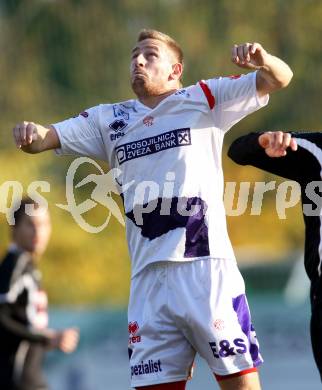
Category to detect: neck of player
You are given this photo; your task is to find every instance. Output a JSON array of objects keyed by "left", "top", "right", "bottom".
[{"left": 137, "top": 88, "right": 178, "bottom": 109}]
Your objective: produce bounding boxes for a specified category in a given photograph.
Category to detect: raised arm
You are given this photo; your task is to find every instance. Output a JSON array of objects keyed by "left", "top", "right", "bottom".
[
  {"left": 13, "top": 106, "right": 108, "bottom": 161},
  {"left": 232, "top": 43, "right": 293, "bottom": 96},
  {"left": 0, "top": 303, "right": 50, "bottom": 344},
  {"left": 13, "top": 121, "right": 60, "bottom": 154}
]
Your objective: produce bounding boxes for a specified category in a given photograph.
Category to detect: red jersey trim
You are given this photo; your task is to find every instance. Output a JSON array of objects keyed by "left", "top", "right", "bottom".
[
  {"left": 199, "top": 81, "right": 216, "bottom": 109},
  {"left": 215, "top": 367, "right": 258, "bottom": 382}
]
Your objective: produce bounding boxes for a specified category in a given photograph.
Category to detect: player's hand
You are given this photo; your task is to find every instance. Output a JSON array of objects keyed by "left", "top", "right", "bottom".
[
  {"left": 231, "top": 43, "right": 269, "bottom": 70},
  {"left": 13, "top": 121, "right": 38, "bottom": 149},
  {"left": 57, "top": 328, "right": 79, "bottom": 353},
  {"left": 258, "top": 131, "right": 298, "bottom": 157},
  {"left": 47, "top": 327, "right": 80, "bottom": 353}
]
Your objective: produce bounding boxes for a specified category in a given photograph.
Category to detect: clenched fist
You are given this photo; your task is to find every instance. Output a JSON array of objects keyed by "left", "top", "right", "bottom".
[
  {"left": 12, "top": 122, "right": 60, "bottom": 153},
  {"left": 46, "top": 327, "right": 80, "bottom": 354},
  {"left": 231, "top": 42, "right": 269, "bottom": 70},
  {"left": 13, "top": 121, "right": 39, "bottom": 148},
  {"left": 258, "top": 131, "right": 298, "bottom": 157}
]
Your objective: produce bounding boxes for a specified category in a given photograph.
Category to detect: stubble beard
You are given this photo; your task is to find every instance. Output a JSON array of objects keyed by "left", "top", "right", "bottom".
[{"left": 131, "top": 76, "right": 164, "bottom": 98}]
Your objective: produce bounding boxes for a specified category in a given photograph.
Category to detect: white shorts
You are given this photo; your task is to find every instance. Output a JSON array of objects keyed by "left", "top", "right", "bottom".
[{"left": 128, "top": 258, "right": 263, "bottom": 388}]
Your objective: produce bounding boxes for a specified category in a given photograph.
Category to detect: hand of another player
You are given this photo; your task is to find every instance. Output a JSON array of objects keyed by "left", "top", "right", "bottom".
[
  {"left": 13, "top": 121, "right": 39, "bottom": 150},
  {"left": 231, "top": 42, "right": 269, "bottom": 70},
  {"left": 47, "top": 327, "right": 80, "bottom": 353},
  {"left": 258, "top": 131, "right": 298, "bottom": 157}
]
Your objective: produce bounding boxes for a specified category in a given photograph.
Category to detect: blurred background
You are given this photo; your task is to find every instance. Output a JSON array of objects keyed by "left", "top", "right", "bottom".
[{"left": 0, "top": 0, "right": 321, "bottom": 388}]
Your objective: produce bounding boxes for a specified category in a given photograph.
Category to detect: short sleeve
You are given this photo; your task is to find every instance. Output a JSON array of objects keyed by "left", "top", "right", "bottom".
[
  {"left": 53, "top": 105, "right": 108, "bottom": 161},
  {"left": 205, "top": 72, "right": 269, "bottom": 132}
]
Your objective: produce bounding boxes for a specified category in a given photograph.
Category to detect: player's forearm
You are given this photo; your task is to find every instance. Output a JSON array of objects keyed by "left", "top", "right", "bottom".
[
  {"left": 13, "top": 122, "right": 60, "bottom": 154},
  {"left": 0, "top": 306, "right": 49, "bottom": 344},
  {"left": 257, "top": 54, "right": 293, "bottom": 94},
  {"left": 228, "top": 132, "right": 304, "bottom": 182},
  {"left": 228, "top": 133, "right": 263, "bottom": 165}
]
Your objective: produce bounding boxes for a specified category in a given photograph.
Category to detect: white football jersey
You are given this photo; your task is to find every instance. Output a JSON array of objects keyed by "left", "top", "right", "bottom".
[{"left": 54, "top": 72, "right": 268, "bottom": 277}]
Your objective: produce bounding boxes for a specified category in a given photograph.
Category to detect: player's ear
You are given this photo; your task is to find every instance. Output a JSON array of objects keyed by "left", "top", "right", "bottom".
[{"left": 169, "top": 63, "right": 183, "bottom": 82}]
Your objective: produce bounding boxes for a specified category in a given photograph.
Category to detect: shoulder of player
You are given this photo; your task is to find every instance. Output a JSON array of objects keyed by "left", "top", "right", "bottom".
[
  {"left": 188, "top": 74, "right": 249, "bottom": 94},
  {"left": 201, "top": 73, "right": 251, "bottom": 86}
]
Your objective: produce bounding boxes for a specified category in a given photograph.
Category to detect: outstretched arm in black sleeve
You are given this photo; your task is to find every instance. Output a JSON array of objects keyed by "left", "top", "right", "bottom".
[
  {"left": 0, "top": 303, "right": 50, "bottom": 345},
  {"left": 228, "top": 131, "right": 322, "bottom": 184}
]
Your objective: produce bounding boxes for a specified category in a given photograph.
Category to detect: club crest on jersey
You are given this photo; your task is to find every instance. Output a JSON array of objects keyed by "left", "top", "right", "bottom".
[
  {"left": 128, "top": 321, "right": 141, "bottom": 344},
  {"left": 143, "top": 116, "right": 154, "bottom": 127}
]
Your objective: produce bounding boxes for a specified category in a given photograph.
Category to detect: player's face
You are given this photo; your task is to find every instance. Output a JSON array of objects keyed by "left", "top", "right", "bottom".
[
  {"left": 13, "top": 210, "right": 51, "bottom": 257},
  {"left": 130, "top": 39, "right": 178, "bottom": 97}
]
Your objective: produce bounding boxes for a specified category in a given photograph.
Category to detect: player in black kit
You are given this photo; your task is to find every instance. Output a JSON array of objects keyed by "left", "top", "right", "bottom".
[
  {"left": 0, "top": 198, "right": 79, "bottom": 390},
  {"left": 228, "top": 130, "right": 322, "bottom": 381}
]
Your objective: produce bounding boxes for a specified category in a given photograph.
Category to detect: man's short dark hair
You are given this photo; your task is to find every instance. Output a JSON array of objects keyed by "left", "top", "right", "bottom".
[{"left": 13, "top": 197, "right": 38, "bottom": 227}]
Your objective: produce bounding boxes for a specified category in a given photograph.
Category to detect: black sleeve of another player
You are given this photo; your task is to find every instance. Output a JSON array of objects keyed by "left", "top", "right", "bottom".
[
  {"left": 0, "top": 304, "right": 50, "bottom": 345},
  {"left": 228, "top": 132, "right": 320, "bottom": 183}
]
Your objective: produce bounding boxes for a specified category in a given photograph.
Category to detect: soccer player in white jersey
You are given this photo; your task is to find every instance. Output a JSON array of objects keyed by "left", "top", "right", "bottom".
[{"left": 13, "top": 29, "right": 292, "bottom": 390}]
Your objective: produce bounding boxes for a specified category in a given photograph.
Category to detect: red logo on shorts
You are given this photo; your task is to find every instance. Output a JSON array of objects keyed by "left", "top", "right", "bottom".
[
  {"left": 143, "top": 116, "right": 154, "bottom": 126},
  {"left": 128, "top": 321, "right": 141, "bottom": 344},
  {"left": 214, "top": 319, "right": 225, "bottom": 330}
]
